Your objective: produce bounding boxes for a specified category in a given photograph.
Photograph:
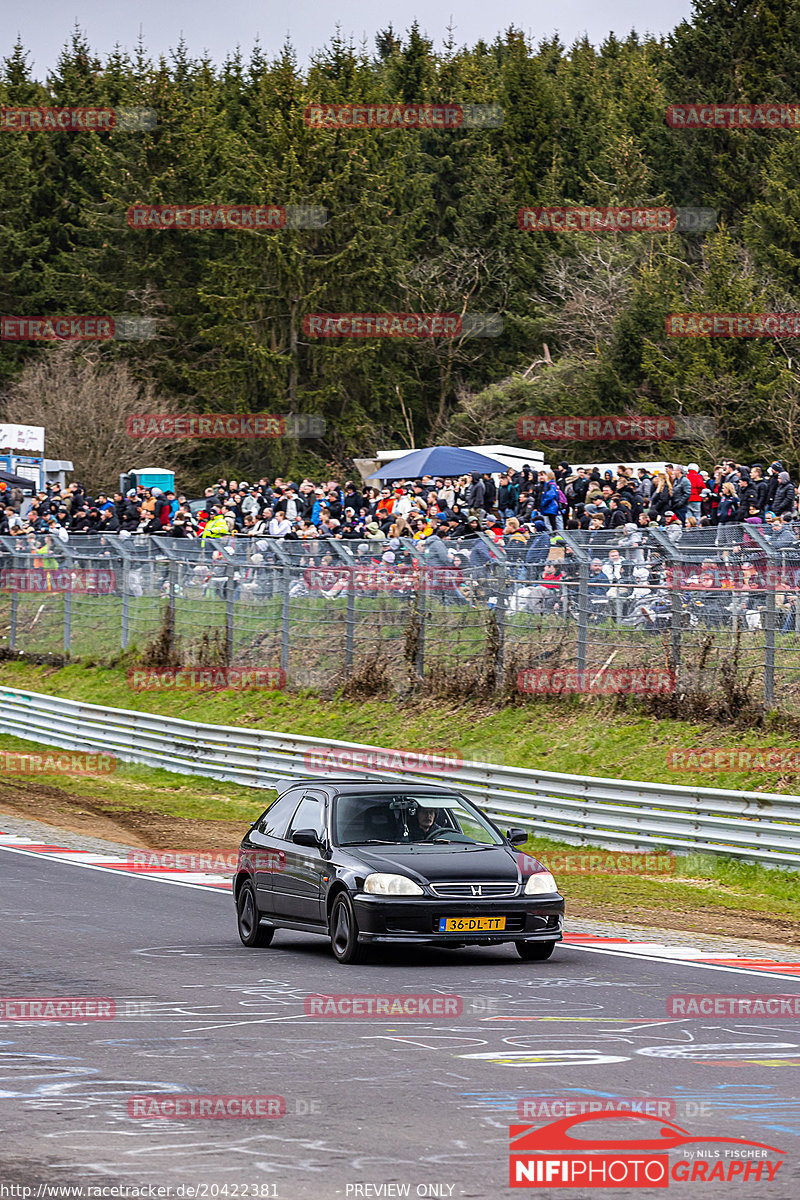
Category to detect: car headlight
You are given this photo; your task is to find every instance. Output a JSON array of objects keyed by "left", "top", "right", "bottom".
[
  {"left": 364, "top": 872, "right": 424, "bottom": 896},
  {"left": 525, "top": 871, "right": 557, "bottom": 895}
]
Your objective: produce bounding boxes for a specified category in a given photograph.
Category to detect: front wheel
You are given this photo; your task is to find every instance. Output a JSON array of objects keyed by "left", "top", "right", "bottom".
[
  {"left": 329, "top": 892, "right": 365, "bottom": 964},
  {"left": 237, "top": 881, "right": 274, "bottom": 947},
  {"left": 516, "top": 939, "right": 556, "bottom": 961}
]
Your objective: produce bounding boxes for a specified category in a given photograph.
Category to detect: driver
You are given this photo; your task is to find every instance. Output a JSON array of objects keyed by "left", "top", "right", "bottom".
[{"left": 409, "top": 806, "right": 446, "bottom": 841}]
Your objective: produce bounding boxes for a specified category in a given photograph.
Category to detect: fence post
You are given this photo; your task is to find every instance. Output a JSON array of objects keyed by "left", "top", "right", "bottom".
[
  {"left": 494, "top": 559, "right": 507, "bottom": 689},
  {"left": 415, "top": 569, "right": 427, "bottom": 680},
  {"left": 167, "top": 558, "right": 177, "bottom": 652},
  {"left": 576, "top": 561, "right": 588, "bottom": 673},
  {"left": 225, "top": 561, "right": 235, "bottom": 664},
  {"left": 121, "top": 559, "right": 130, "bottom": 649},
  {"left": 9, "top": 592, "right": 18, "bottom": 651},
  {"left": 345, "top": 575, "right": 355, "bottom": 671},
  {"left": 670, "top": 566, "right": 682, "bottom": 670},
  {"left": 281, "top": 564, "right": 291, "bottom": 676},
  {"left": 63, "top": 591, "right": 72, "bottom": 655},
  {"left": 764, "top": 585, "right": 776, "bottom": 710}
]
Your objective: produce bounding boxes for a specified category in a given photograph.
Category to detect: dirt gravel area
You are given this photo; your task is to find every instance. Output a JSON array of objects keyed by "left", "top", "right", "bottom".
[
  {"left": 0, "top": 778, "right": 246, "bottom": 852},
  {"left": 566, "top": 901, "right": 800, "bottom": 948}
]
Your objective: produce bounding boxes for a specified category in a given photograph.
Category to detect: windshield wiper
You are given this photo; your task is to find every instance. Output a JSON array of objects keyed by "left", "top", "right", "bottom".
[{"left": 339, "top": 839, "right": 396, "bottom": 846}]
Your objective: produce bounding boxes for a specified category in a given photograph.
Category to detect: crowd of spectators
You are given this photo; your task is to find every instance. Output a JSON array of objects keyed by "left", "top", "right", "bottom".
[
  {"left": 2, "top": 457, "right": 798, "bottom": 545},
  {"left": 3, "top": 459, "right": 800, "bottom": 627}
]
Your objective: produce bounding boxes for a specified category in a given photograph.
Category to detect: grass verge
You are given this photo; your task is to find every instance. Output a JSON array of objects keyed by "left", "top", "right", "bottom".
[{"left": 2, "top": 658, "right": 800, "bottom": 792}]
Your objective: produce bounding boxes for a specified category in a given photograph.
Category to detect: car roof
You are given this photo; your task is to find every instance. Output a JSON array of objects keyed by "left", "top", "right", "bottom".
[{"left": 274, "top": 777, "right": 461, "bottom": 796}]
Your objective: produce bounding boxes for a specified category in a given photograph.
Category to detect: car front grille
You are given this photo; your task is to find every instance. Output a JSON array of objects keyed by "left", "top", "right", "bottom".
[{"left": 428, "top": 881, "right": 519, "bottom": 899}]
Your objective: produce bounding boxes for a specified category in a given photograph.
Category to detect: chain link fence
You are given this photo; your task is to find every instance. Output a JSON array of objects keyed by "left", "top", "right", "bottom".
[{"left": 0, "top": 525, "right": 797, "bottom": 710}]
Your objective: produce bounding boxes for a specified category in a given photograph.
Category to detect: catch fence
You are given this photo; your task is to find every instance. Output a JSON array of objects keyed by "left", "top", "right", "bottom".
[{"left": 0, "top": 525, "right": 797, "bottom": 709}]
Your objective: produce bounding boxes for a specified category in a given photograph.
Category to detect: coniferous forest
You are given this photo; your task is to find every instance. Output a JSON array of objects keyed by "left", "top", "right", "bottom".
[{"left": 3, "top": 3, "right": 800, "bottom": 484}]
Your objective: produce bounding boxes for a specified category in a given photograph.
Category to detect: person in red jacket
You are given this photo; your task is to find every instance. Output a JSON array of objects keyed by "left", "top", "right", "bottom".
[{"left": 686, "top": 462, "right": 705, "bottom": 522}]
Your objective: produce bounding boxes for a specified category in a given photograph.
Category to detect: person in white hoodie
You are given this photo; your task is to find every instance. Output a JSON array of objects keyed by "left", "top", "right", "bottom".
[{"left": 268, "top": 512, "right": 292, "bottom": 538}]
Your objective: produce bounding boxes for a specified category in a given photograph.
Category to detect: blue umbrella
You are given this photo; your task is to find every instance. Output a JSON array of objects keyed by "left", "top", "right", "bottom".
[{"left": 367, "top": 446, "right": 511, "bottom": 480}]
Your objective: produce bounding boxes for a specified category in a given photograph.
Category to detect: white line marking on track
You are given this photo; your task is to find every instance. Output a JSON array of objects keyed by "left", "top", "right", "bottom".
[
  {"left": 566, "top": 943, "right": 800, "bottom": 982},
  {"left": 0, "top": 844, "right": 230, "bottom": 893}
]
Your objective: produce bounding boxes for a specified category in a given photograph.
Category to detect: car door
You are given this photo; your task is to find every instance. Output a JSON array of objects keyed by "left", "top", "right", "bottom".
[
  {"left": 246, "top": 788, "right": 304, "bottom": 916},
  {"left": 272, "top": 789, "right": 329, "bottom": 925}
]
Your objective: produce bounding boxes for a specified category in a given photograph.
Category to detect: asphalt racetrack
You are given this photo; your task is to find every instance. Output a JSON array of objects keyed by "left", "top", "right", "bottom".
[{"left": 2, "top": 846, "right": 800, "bottom": 1198}]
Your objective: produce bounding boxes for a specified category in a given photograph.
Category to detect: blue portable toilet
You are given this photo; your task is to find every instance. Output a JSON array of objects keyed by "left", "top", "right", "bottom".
[{"left": 121, "top": 466, "right": 176, "bottom": 493}]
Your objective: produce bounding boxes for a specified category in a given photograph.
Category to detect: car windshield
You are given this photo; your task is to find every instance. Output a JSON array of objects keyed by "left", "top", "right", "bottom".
[{"left": 334, "top": 792, "right": 503, "bottom": 846}]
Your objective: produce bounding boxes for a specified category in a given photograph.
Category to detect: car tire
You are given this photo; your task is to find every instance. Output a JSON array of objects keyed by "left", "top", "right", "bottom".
[
  {"left": 237, "top": 882, "right": 274, "bottom": 947},
  {"left": 516, "top": 939, "right": 556, "bottom": 961},
  {"left": 329, "top": 892, "right": 365, "bottom": 964}
]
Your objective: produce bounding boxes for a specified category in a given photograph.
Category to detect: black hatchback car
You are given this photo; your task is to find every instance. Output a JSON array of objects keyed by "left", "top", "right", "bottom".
[{"left": 234, "top": 778, "right": 564, "bottom": 963}]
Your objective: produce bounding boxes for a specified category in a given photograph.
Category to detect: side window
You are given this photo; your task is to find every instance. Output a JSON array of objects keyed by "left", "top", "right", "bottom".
[
  {"left": 287, "top": 793, "right": 326, "bottom": 841},
  {"left": 260, "top": 790, "right": 304, "bottom": 838}
]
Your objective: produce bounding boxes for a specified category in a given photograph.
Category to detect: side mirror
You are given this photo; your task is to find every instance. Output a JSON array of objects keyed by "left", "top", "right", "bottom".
[
  {"left": 292, "top": 828, "right": 322, "bottom": 848},
  {"left": 506, "top": 828, "right": 528, "bottom": 847}
]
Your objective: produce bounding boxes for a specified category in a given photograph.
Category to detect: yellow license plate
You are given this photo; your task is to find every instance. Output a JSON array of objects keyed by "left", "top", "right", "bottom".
[{"left": 438, "top": 916, "right": 506, "bottom": 932}]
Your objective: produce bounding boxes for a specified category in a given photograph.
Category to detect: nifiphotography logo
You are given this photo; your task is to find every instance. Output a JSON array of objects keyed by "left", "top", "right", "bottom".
[{"left": 509, "top": 1112, "right": 784, "bottom": 1187}]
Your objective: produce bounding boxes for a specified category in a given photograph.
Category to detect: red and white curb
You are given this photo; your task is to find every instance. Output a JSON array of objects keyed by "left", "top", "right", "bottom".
[
  {"left": 0, "top": 830, "right": 232, "bottom": 890},
  {"left": 563, "top": 932, "right": 800, "bottom": 981}
]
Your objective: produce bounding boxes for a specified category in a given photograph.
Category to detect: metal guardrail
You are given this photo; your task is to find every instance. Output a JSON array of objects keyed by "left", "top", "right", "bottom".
[{"left": 1, "top": 685, "right": 798, "bottom": 867}]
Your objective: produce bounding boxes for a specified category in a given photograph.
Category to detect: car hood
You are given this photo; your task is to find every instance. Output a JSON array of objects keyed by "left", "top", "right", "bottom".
[{"left": 353, "top": 842, "right": 522, "bottom": 885}]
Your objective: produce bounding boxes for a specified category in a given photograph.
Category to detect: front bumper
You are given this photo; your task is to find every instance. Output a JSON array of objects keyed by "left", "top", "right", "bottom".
[{"left": 352, "top": 893, "right": 564, "bottom": 944}]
